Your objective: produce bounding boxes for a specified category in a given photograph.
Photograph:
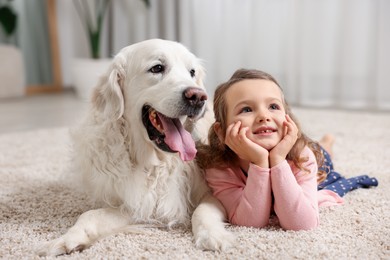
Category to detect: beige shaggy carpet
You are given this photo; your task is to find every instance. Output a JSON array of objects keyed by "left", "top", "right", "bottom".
[{"left": 0, "top": 107, "right": 389, "bottom": 259}]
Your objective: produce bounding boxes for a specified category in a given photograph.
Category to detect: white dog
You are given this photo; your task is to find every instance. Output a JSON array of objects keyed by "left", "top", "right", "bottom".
[{"left": 37, "top": 39, "right": 234, "bottom": 256}]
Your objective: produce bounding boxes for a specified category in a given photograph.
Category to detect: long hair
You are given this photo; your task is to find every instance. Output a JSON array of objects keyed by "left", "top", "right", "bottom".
[{"left": 196, "top": 69, "right": 326, "bottom": 183}]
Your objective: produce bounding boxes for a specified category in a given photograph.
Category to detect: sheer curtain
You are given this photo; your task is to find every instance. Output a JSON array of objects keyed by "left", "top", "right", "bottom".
[{"left": 113, "top": 0, "right": 390, "bottom": 111}]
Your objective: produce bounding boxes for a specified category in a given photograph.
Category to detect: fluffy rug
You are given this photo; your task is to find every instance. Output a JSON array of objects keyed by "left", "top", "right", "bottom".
[{"left": 0, "top": 107, "right": 389, "bottom": 259}]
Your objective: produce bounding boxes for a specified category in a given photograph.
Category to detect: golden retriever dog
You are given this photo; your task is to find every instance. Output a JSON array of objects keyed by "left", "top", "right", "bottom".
[{"left": 37, "top": 39, "right": 234, "bottom": 256}]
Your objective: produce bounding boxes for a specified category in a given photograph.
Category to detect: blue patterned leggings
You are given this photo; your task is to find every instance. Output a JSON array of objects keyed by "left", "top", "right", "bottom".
[{"left": 317, "top": 146, "right": 378, "bottom": 197}]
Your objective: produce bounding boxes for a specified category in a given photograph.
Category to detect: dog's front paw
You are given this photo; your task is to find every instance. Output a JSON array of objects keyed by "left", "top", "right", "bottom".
[
  {"left": 194, "top": 227, "right": 235, "bottom": 251},
  {"left": 36, "top": 229, "right": 91, "bottom": 256}
]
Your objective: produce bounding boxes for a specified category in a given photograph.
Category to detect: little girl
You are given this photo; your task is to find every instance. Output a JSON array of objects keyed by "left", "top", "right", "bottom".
[{"left": 196, "top": 69, "right": 344, "bottom": 231}]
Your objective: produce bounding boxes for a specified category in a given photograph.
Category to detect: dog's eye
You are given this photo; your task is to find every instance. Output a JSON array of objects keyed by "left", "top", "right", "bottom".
[
  {"left": 190, "top": 69, "right": 195, "bottom": 78},
  {"left": 149, "top": 64, "right": 165, "bottom": 74}
]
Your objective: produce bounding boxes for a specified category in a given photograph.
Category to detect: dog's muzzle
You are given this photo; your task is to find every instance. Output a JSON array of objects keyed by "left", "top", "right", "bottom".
[
  {"left": 142, "top": 87, "right": 207, "bottom": 161},
  {"left": 182, "top": 87, "right": 207, "bottom": 119}
]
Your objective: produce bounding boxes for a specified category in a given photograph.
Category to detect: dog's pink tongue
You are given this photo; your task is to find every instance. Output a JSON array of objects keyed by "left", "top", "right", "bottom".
[{"left": 158, "top": 115, "right": 196, "bottom": 161}]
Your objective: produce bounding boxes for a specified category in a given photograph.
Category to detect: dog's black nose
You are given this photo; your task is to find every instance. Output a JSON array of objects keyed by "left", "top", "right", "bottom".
[{"left": 183, "top": 87, "right": 208, "bottom": 108}]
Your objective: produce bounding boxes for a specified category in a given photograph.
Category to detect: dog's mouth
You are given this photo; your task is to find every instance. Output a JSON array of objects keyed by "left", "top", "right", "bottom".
[{"left": 142, "top": 105, "right": 197, "bottom": 161}]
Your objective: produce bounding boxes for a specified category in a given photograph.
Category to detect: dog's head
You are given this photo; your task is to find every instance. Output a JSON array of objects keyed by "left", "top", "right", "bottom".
[{"left": 92, "top": 39, "right": 208, "bottom": 162}]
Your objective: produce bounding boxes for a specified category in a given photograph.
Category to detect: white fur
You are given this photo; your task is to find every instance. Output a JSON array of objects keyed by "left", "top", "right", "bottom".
[{"left": 37, "top": 39, "right": 234, "bottom": 256}]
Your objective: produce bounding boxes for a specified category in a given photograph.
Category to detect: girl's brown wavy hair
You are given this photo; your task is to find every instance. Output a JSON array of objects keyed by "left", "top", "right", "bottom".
[{"left": 196, "top": 69, "right": 326, "bottom": 183}]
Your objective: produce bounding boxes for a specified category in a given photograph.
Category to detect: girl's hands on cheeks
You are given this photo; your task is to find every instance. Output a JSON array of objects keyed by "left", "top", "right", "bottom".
[
  {"left": 225, "top": 121, "right": 269, "bottom": 168},
  {"left": 269, "top": 114, "right": 299, "bottom": 167}
]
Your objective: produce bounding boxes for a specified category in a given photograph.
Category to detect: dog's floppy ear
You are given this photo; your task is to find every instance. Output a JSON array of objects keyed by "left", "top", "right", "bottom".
[{"left": 91, "top": 57, "right": 126, "bottom": 120}]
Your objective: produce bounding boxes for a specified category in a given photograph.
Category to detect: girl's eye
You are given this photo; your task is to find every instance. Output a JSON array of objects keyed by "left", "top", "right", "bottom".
[
  {"left": 240, "top": 107, "right": 252, "bottom": 113},
  {"left": 269, "top": 103, "right": 280, "bottom": 110}
]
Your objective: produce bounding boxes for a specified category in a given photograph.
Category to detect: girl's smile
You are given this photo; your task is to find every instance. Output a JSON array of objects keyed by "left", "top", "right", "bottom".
[{"left": 253, "top": 126, "right": 277, "bottom": 135}]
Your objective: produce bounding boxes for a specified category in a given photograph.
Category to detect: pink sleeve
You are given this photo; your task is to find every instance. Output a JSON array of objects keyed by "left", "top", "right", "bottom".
[
  {"left": 318, "top": 189, "right": 344, "bottom": 206},
  {"left": 205, "top": 165, "right": 272, "bottom": 227},
  {"left": 270, "top": 147, "right": 320, "bottom": 231}
]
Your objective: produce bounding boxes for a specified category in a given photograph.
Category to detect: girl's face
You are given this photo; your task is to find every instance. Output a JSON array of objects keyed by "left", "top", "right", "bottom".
[{"left": 224, "top": 79, "right": 287, "bottom": 150}]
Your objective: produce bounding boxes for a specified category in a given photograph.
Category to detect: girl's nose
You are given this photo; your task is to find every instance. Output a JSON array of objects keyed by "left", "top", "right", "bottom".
[{"left": 256, "top": 110, "right": 271, "bottom": 122}]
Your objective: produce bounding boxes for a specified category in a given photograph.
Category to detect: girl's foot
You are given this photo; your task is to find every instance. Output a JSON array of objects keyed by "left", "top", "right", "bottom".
[{"left": 319, "top": 134, "right": 335, "bottom": 158}]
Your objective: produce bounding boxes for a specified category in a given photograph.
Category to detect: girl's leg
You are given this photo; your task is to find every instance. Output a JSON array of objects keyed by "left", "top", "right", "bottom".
[{"left": 317, "top": 134, "right": 336, "bottom": 188}]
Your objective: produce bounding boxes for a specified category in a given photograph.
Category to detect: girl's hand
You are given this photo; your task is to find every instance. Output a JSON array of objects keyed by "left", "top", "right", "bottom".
[
  {"left": 269, "top": 114, "right": 299, "bottom": 167},
  {"left": 225, "top": 121, "right": 269, "bottom": 168}
]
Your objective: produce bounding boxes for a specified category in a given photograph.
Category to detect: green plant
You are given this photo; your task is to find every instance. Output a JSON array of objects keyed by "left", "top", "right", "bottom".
[
  {"left": 74, "top": 0, "right": 150, "bottom": 59},
  {"left": 0, "top": 0, "right": 17, "bottom": 43},
  {"left": 74, "top": 0, "right": 111, "bottom": 59}
]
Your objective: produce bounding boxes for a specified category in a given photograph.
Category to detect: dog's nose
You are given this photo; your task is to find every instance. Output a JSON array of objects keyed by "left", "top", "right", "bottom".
[{"left": 183, "top": 87, "right": 208, "bottom": 108}]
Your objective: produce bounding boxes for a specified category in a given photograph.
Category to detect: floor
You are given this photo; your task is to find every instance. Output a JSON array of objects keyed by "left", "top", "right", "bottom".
[{"left": 0, "top": 90, "right": 88, "bottom": 134}]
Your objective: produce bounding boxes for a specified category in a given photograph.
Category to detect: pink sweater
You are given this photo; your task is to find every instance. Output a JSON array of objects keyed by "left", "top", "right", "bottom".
[{"left": 205, "top": 147, "right": 343, "bottom": 231}]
